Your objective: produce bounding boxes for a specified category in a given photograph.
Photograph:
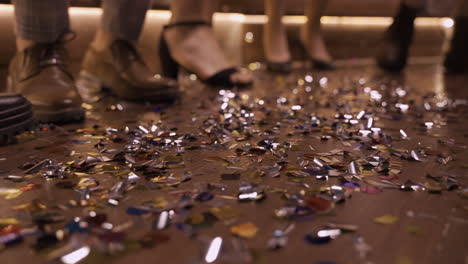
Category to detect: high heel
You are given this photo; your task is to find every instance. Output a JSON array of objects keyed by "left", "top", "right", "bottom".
[
  {"left": 309, "top": 58, "right": 336, "bottom": 71},
  {"left": 159, "top": 29, "right": 180, "bottom": 80},
  {"left": 376, "top": 3, "right": 419, "bottom": 73},
  {"left": 159, "top": 21, "right": 253, "bottom": 88},
  {"left": 298, "top": 39, "right": 336, "bottom": 71},
  {"left": 443, "top": 17, "right": 468, "bottom": 74}
]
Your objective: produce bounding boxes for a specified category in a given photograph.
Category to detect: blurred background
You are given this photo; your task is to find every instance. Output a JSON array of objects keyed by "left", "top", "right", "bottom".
[{"left": 0, "top": 0, "right": 456, "bottom": 76}]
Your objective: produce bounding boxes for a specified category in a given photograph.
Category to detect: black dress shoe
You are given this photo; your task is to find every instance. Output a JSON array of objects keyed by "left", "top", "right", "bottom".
[
  {"left": 266, "top": 60, "right": 292, "bottom": 74},
  {"left": 376, "top": 3, "right": 420, "bottom": 73},
  {"left": 0, "top": 94, "right": 35, "bottom": 145},
  {"left": 444, "top": 17, "right": 468, "bottom": 74}
]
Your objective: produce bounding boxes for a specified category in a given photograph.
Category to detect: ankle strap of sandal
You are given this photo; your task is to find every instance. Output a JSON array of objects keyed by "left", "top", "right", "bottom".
[{"left": 163, "top": 21, "right": 212, "bottom": 30}]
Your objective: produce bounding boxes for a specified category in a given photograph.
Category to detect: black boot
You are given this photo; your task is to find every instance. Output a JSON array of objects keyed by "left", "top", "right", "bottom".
[
  {"left": 444, "top": 17, "right": 468, "bottom": 74},
  {"left": 0, "top": 93, "right": 35, "bottom": 145},
  {"left": 376, "top": 3, "right": 420, "bottom": 73}
]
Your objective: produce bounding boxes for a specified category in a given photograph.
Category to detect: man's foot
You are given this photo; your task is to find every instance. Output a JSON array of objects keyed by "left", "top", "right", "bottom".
[
  {"left": 376, "top": 3, "right": 419, "bottom": 73},
  {"left": 7, "top": 41, "right": 84, "bottom": 123},
  {"left": 0, "top": 94, "right": 35, "bottom": 145},
  {"left": 444, "top": 17, "right": 468, "bottom": 74},
  {"left": 162, "top": 23, "right": 253, "bottom": 86},
  {"left": 80, "top": 40, "right": 179, "bottom": 102}
]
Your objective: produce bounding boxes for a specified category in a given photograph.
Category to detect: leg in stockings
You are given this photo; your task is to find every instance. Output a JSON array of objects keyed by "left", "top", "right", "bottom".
[
  {"left": 301, "top": 0, "right": 333, "bottom": 63},
  {"left": 164, "top": 0, "right": 253, "bottom": 84},
  {"left": 263, "top": 0, "right": 291, "bottom": 64}
]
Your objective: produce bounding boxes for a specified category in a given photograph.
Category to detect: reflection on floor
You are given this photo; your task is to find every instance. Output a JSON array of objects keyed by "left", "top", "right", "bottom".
[{"left": 0, "top": 61, "right": 467, "bottom": 264}]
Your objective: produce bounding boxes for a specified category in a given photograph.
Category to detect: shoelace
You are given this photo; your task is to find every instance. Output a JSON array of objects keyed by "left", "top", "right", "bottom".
[{"left": 38, "top": 32, "right": 76, "bottom": 68}]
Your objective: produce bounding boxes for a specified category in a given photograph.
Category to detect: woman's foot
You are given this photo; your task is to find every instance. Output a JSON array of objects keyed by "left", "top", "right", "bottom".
[
  {"left": 444, "top": 17, "right": 468, "bottom": 74},
  {"left": 264, "top": 23, "right": 291, "bottom": 64},
  {"left": 263, "top": 22, "right": 292, "bottom": 73},
  {"left": 376, "top": 3, "right": 419, "bottom": 73},
  {"left": 163, "top": 23, "right": 253, "bottom": 85},
  {"left": 300, "top": 27, "right": 333, "bottom": 64}
]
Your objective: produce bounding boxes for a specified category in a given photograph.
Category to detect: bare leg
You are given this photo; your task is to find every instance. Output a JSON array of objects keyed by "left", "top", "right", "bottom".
[
  {"left": 263, "top": 0, "right": 291, "bottom": 63},
  {"left": 301, "top": 0, "right": 332, "bottom": 62},
  {"left": 165, "top": 0, "right": 253, "bottom": 84},
  {"left": 16, "top": 37, "right": 36, "bottom": 51}
]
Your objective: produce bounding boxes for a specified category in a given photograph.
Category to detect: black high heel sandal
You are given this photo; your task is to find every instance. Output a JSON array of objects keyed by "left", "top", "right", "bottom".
[
  {"left": 159, "top": 21, "right": 253, "bottom": 88},
  {"left": 309, "top": 57, "right": 336, "bottom": 71},
  {"left": 298, "top": 40, "right": 336, "bottom": 71},
  {"left": 443, "top": 17, "right": 468, "bottom": 74},
  {"left": 376, "top": 3, "right": 419, "bottom": 73}
]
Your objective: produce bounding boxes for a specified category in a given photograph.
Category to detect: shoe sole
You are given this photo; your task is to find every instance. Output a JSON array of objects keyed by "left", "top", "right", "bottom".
[
  {"left": 7, "top": 76, "right": 85, "bottom": 124},
  {"left": 0, "top": 96, "right": 36, "bottom": 146},
  {"left": 33, "top": 107, "right": 85, "bottom": 124},
  {"left": 78, "top": 70, "right": 180, "bottom": 103}
]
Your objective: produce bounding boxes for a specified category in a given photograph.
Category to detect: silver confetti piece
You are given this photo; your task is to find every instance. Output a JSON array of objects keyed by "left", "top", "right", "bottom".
[{"left": 348, "top": 161, "right": 360, "bottom": 175}]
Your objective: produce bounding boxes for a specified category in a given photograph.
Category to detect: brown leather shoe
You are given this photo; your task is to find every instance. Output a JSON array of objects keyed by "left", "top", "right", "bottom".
[
  {"left": 7, "top": 42, "right": 84, "bottom": 123},
  {"left": 80, "top": 40, "right": 179, "bottom": 102}
]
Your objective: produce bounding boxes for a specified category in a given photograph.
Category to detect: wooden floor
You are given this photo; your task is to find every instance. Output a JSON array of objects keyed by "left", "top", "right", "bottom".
[{"left": 0, "top": 59, "right": 467, "bottom": 264}]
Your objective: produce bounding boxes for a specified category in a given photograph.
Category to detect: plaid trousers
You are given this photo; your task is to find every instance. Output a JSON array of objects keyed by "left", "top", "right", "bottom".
[{"left": 13, "top": 0, "right": 153, "bottom": 42}]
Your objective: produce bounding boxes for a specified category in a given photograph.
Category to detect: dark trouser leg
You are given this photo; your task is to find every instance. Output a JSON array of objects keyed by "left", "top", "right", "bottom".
[
  {"left": 12, "top": 0, "right": 70, "bottom": 43},
  {"left": 100, "top": 0, "right": 152, "bottom": 42}
]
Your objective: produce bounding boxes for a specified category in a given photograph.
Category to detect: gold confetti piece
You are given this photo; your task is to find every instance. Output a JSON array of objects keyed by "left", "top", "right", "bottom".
[
  {"left": 373, "top": 215, "right": 399, "bottom": 224},
  {"left": 0, "top": 218, "right": 19, "bottom": 227},
  {"left": 186, "top": 212, "right": 205, "bottom": 225},
  {"left": 395, "top": 256, "right": 412, "bottom": 264},
  {"left": 210, "top": 206, "right": 241, "bottom": 221},
  {"left": 0, "top": 188, "right": 23, "bottom": 199},
  {"left": 77, "top": 178, "right": 99, "bottom": 189},
  {"left": 12, "top": 201, "right": 47, "bottom": 212},
  {"left": 74, "top": 172, "right": 92, "bottom": 178},
  {"left": 152, "top": 197, "right": 168, "bottom": 208},
  {"left": 230, "top": 222, "right": 258, "bottom": 238},
  {"left": 406, "top": 225, "right": 424, "bottom": 235}
]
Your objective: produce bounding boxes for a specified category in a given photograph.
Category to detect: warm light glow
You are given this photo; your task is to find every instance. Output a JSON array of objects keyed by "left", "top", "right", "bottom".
[
  {"left": 69, "top": 7, "right": 101, "bottom": 16},
  {"left": 441, "top": 18, "right": 454, "bottom": 28},
  {"left": 146, "top": 10, "right": 171, "bottom": 20},
  {"left": 0, "top": 4, "right": 454, "bottom": 28}
]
